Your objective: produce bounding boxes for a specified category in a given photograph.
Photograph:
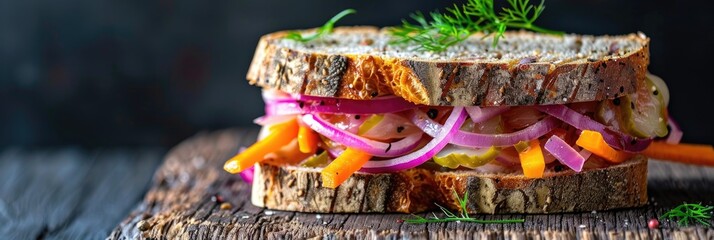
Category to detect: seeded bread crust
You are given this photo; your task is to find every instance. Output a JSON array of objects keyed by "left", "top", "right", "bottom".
[
  {"left": 247, "top": 26, "right": 650, "bottom": 106},
  {"left": 251, "top": 155, "right": 648, "bottom": 214}
]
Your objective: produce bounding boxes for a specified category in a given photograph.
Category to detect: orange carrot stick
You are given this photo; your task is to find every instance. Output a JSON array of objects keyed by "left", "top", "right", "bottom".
[
  {"left": 576, "top": 130, "right": 633, "bottom": 163},
  {"left": 298, "top": 125, "right": 319, "bottom": 154},
  {"left": 643, "top": 142, "right": 714, "bottom": 166},
  {"left": 223, "top": 119, "right": 299, "bottom": 173},
  {"left": 262, "top": 138, "right": 314, "bottom": 166},
  {"left": 321, "top": 148, "right": 372, "bottom": 188},
  {"left": 518, "top": 139, "right": 545, "bottom": 178}
]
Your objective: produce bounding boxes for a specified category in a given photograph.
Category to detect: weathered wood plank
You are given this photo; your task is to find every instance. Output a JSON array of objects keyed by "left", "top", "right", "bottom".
[
  {"left": 0, "top": 148, "right": 162, "bottom": 240},
  {"left": 108, "top": 129, "right": 714, "bottom": 240},
  {"left": 47, "top": 149, "right": 162, "bottom": 239},
  {"left": 0, "top": 149, "right": 92, "bottom": 239}
]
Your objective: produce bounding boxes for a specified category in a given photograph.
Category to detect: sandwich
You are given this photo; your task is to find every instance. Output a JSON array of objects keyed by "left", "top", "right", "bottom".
[{"left": 223, "top": 6, "right": 714, "bottom": 214}]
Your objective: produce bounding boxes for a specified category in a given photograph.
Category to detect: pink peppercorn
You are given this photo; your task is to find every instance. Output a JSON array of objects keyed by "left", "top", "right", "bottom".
[{"left": 648, "top": 219, "right": 660, "bottom": 229}]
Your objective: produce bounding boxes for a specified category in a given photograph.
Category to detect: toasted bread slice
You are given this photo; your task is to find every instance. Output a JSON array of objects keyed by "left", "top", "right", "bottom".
[
  {"left": 251, "top": 155, "right": 647, "bottom": 214},
  {"left": 248, "top": 27, "right": 650, "bottom": 106}
]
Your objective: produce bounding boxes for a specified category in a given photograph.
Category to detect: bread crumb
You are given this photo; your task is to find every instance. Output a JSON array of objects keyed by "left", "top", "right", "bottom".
[
  {"left": 220, "top": 202, "right": 233, "bottom": 210},
  {"left": 137, "top": 220, "right": 151, "bottom": 231}
]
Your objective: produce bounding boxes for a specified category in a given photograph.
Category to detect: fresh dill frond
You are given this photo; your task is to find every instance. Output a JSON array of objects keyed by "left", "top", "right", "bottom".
[
  {"left": 285, "top": 9, "right": 356, "bottom": 42},
  {"left": 661, "top": 203, "right": 713, "bottom": 227},
  {"left": 402, "top": 190, "right": 524, "bottom": 224},
  {"left": 389, "top": 0, "right": 563, "bottom": 51}
]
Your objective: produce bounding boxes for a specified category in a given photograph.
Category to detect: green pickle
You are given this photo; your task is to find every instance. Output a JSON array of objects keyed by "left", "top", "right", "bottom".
[
  {"left": 433, "top": 146, "right": 500, "bottom": 169},
  {"left": 357, "top": 114, "right": 384, "bottom": 135},
  {"left": 301, "top": 151, "right": 330, "bottom": 168},
  {"left": 596, "top": 76, "right": 668, "bottom": 138}
]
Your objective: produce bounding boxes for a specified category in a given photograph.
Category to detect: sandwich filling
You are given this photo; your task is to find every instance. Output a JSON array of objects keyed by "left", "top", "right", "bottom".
[{"left": 225, "top": 73, "right": 680, "bottom": 188}]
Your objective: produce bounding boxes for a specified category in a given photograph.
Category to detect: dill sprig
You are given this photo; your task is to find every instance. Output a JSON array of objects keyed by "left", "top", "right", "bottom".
[
  {"left": 285, "top": 9, "right": 356, "bottom": 42},
  {"left": 390, "top": 0, "right": 563, "bottom": 51},
  {"left": 661, "top": 203, "right": 713, "bottom": 227},
  {"left": 403, "top": 190, "right": 525, "bottom": 224}
]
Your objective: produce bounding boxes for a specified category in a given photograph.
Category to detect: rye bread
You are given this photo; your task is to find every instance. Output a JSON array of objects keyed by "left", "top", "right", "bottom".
[
  {"left": 247, "top": 27, "right": 650, "bottom": 106},
  {"left": 251, "top": 155, "right": 648, "bottom": 214}
]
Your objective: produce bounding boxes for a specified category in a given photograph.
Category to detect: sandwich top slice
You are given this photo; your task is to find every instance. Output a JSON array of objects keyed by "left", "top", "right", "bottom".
[{"left": 222, "top": 27, "right": 696, "bottom": 214}]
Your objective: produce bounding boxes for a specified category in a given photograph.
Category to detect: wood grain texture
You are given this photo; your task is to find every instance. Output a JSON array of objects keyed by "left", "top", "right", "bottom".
[
  {"left": 0, "top": 148, "right": 162, "bottom": 240},
  {"left": 108, "top": 129, "right": 714, "bottom": 239}
]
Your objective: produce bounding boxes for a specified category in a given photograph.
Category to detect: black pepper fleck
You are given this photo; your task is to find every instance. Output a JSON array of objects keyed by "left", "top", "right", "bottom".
[
  {"left": 653, "top": 90, "right": 659, "bottom": 95},
  {"left": 631, "top": 139, "right": 637, "bottom": 145},
  {"left": 554, "top": 165, "right": 564, "bottom": 172},
  {"left": 319, "top": 100, "right": 325, "bottom": 106},
  {"left": 619, "top": 86, "right": 624, "bottom": 93},
  {"left": 613, "top": 98, "right": 621, "bottom": 106},
  {"left": 396, "top": 126, "right": 405, "bottom": 133},
  {"left": 371, "top": 91, "right": 378, "bottom": 97},
  {"left": 385, "top": 143, "right": 392, "bottom": 153},
  {"left": 630, "top": 102, "right": 635, "bottom": 110},
  {"left": 602, "top": 62, "right": 607, "bottom": 68},
  {"left": 426, "top": 109, "right": 439, "bottom": 119},
  {"left": 298, "top": 101, "right": 305, "bottom": 108},
  {"left": 354, "top": 115, "right": 361, "bottom": 120}
]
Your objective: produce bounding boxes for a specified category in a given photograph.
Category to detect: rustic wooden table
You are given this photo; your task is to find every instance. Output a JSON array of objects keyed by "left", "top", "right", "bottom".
[
  {"left": 2, "top": 129, "right": 713, "bottom": 239},
  {"left": 0, "top": 148, "right": 163, "bottom": 239}
]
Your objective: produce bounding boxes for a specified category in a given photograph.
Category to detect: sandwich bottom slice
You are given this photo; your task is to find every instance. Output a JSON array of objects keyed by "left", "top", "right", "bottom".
[{"left": 251, "top": 155, "right": 647, "bottom": 214}]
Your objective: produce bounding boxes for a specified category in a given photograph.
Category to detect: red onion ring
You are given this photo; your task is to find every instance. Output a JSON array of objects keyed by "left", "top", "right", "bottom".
[
  {"left": 265, "top": 101, "right": 302, "bottom": 116},
  {"left": 579, "top": 149, "right": 593, "bottom": 160},
  {"left": 411, "top": 110, "right": 560, "bottom": 147},
  {"left": 465, "top": 106, "right": 510, "bottom": 123},
  {"left": 452, "top": 117, "right": 559, "bottom": 147},
  {"left": 253, "top": 115, "right": 297, "bottom": 126},
  {"left": 290, "top": 94, "right": 418, "bottom": 114},
  {"left": 236, "top": 147, "right": 254, "bottom": 183},
  {"left": 301, "top": 114, "right": 423, "bottom": 157},
  {"left": 262, "top": 89, "right": 293, "bottom": 103},
  {"left": 239, "top": 166, "right": 254, "bottom": 184},
  {"left": 325, "top": 146, "right": 344, "bottom": 159},
  {"left": 361, "top": 107, "right": 467, "bottom": 172},
  {"left": 665, "top": 117, "right": 683, "bottom": 144},
  {"left": 536, "top": 105, "right": 652, "bottom": 152},
  {"left": 544, "top": 135, "right": 585, "bottom": 172}
]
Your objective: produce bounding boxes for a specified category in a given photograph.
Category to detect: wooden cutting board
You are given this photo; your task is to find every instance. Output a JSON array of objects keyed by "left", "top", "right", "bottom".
[{"left": 108, "top": 129, "right": 714, "bottom": 239}]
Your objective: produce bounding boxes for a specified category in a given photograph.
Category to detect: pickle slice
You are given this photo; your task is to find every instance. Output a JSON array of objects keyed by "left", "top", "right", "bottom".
[
  {"left": 301, "top": 151, "right": 330, "bottom": 168},
  {"left": 621, "top": 77, "right": 668, "bottom": 138},
  {"left": 433, "top": 146, "right": 500, "bottom": 169},
  {"left": 647, "top": 73, "right": 669, "bottom": 107},
  {"left": 596, "top": 76, "right": 668, "bottom": 138}
]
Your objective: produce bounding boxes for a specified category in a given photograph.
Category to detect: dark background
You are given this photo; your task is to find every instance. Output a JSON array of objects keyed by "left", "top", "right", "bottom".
[{"left": 1, "top": 0, "right": 712, "bottom": 148}]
